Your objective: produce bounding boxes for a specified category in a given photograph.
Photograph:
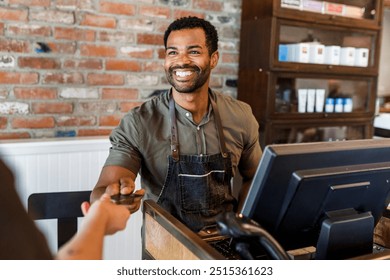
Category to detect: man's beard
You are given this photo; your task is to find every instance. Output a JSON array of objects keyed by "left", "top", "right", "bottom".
[{"left": 166, "top": 64, "right": 210, "bottom": 93}]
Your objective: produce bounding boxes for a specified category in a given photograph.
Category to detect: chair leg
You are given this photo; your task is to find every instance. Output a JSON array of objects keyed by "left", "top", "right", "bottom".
[{"left": 58, "top": 218, "right": 78, "bottom": 250}]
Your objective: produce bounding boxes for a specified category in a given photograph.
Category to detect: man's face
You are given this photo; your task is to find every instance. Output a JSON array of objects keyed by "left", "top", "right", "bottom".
[{"left": 164, "top": 28, "right": 218, "bottom": 93}]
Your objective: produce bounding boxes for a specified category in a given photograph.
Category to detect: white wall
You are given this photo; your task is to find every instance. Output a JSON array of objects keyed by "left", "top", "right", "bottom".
[{"left": 0, "top": 137, "right": 142, "bottom": 260}]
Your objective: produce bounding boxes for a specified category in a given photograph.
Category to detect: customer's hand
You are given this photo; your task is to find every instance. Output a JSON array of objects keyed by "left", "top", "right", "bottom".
[{"left": 81, "top": 193, "right": 130, "bottom": 235}]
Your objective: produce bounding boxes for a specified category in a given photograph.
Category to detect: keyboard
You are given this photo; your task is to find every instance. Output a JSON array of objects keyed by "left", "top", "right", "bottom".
[{"left": 208, "top": 238, "right": 241, "bottom": 260}]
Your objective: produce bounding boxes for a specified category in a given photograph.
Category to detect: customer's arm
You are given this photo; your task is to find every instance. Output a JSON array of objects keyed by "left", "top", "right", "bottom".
[{"left": 56, "top": 193, "right": 130, "bottom": 260}]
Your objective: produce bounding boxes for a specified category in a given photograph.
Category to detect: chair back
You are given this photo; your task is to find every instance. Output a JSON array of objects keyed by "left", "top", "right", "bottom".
[{"left": 28, "top": 191, "right": 91, "bottom": 250}]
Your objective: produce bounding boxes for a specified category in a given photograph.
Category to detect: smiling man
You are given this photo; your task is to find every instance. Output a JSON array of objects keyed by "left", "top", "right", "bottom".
[{"left": 91, "top": 16, "right": 262, "bottom": 232}]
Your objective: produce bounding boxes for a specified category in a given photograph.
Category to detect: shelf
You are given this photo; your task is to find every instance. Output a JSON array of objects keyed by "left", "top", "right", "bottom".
[{"left": 238, "top": 0, "right": 383, "bottom": 147}]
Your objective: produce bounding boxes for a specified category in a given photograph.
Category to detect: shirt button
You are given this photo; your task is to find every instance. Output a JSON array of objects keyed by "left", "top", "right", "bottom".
[
  {"left": 197, "top": 126, "right": 200, "bottom": 130},
  {"left": 185, "top": 112, "right": 190, "bottom": 117}
]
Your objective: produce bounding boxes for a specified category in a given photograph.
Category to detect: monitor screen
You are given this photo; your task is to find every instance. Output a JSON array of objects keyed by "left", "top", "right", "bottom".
[{"left": 240, "top": 139, "right": 390, "bottom": 259}]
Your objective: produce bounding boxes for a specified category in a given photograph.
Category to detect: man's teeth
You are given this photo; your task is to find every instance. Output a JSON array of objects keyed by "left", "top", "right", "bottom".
[{"left": 175, "top": 71, "right": 192, "bottom": 77}]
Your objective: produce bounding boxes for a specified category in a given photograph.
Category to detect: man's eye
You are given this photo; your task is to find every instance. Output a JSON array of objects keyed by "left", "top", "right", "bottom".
[
  {"left": 190, "top": 51, "right": 200, "bottom": 54},
  {"left": 167, "top": 51, "right": 177, "bottom": 55}
]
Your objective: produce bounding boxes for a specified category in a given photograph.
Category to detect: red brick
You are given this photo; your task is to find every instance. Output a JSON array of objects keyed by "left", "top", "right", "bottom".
[
  {"left": 0, "top": 117, "right": 7, "bottom": 129},
  {"left": 173, "top": 10, "right": 204, "bottom": 19},
  {"left": 63, "top": 59, "right": 103, "bottom": 70},
  {"left": 0, "top": 89, "right": 8, "bottom": 99},
  {"left": 99, "top": 31, "right": 135, "bottom": 43},
  {"left": 54, "top": 27, "right": 95, "bottom": 41},
  {"left": 0, "top": 72, "right": 38, "bottom": 84},
  {"left": 213, "top": 65, "right": 237, "bottom": 75},
  {"left": 14, "top": 87, "right": 57, "bottom": 99},
  {"left": 99, "top": 115, "right": 121, "bottom": 126},
  {"left": 137, "top": 34, "right": 163, "bottom": 46},
  {"left": 87, "top": 73, "right": 124, "bottom": 85},
  {"left": 30, "top": 10, "right": 74, "bottom": 24},
  {"left": 47, "top": 42, "right": 77, "bottom": 54},
  {"left": 8, "top": 25, "right": 51, "bottom": 37},
  {"left": 221, "top": 53, "right": 239, "bottom": 64},
  {"left": 9, "top": 0, "right": 51, "bottom": 7},
  {"left": 56, "top": 116, "right": 96, "bottom": 127},
  {"left": 106, "top": 59, "right": 141, "bottom": 71},
  {"left": 78, "top": 129, "right": 112, "bottom": 136},
  {"left": 139, "top": 6, "right": 170, "bottom": 18},
  {"left": 80, "top": 44, "right": 116, "bottom": 57},
  {"left": 12, "top": 117, "right": 55, "bottom": 128},
  {"left": 193, "top": 0, "right": 223, "bottom": 11},
  {"left": 157, "top": 48, "right": 166, "bottom": 59},
  {"left": 143, "top": 61, "right": 164, "bottom": 72},
  {"left": 122, "top": 47, "right": 153, "bottom": 59},
  {"left": 0, "top": 7, "right": 28, "bottom": 21},
  {"left": 77, "top": 102, "right": 116, "bottom": 114},
  {"left": 102, "top": 88, "right": 138, "bottom": 100},
  {"left": 0, "top": 132, "right": 31, "bottom": 139},
  {"left": 43, "top": 73, "right": 84, "bottom": 84},
  {"left": 0, "top": 23, "right": 4, "bottom": 35},
  {"left": 81, "top": 13, "right": 116, "bottom": 28},
  {"left": 120, "top": 101, "right": 143, "bottom": 112},
  {"left": 18, "top": 57, "right": 60, "bottom": 69},
  {"left": 99, "top": 2, "right": 136, "bottom": 15},
  {"left": 0, "top": 39, "right": 29, "bottom": 53},
  {"left": 32, "top": 102, "right": 73, "bottom": 114}
]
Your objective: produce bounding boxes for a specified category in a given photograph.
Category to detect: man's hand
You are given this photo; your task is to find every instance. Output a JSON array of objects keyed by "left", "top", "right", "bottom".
[{"left": 104, "top": 176, "right": 145, "bottom": 213}]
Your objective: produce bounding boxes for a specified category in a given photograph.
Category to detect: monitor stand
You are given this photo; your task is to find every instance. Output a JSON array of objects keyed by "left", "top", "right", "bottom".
[{"left": 315, "top": 208, "right": 374, "bottom": 260}]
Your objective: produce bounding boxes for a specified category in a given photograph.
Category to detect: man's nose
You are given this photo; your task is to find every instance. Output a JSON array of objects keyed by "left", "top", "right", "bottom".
[{"left": 176, "top": 53, "right": 191, "bottom": 64}]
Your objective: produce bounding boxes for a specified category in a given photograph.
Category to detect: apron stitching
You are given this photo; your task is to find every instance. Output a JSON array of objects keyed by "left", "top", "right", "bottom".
[{"left": 178, "top": 170, "right": 225, "bottom": 177}]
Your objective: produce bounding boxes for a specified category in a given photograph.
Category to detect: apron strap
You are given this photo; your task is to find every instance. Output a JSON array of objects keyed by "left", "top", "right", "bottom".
[
  {"left": 169, "top": 94, "right": 180, "bottom": 161},
  {"left": 209, "top": 93, "right": 229, "bottom": 158}
]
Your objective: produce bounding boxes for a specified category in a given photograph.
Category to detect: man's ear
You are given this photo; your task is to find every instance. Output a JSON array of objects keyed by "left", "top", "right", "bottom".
[{"left": 210, "top": 51, "right": 219, "bottom": 69}]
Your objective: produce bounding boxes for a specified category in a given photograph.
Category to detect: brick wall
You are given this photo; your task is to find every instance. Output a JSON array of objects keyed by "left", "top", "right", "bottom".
[{"left": 0, "top": 0, "right": 242, "bottom": 139}]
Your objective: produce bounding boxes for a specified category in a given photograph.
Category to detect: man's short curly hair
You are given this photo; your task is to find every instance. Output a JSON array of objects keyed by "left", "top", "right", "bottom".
[{"left": 163, "top": 16, "right": 218, "bottom": 56}]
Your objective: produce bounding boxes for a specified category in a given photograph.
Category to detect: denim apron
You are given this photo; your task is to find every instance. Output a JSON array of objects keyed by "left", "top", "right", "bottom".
[{"left": 157, "top": 92, "right": 236, "bottom": 232}]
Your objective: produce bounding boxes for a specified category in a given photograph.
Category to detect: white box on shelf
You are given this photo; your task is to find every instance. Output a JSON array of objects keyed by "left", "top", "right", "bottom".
[
  {"left": 281, "top": 0, "right": 302, "bottom": 10},
  {"left": 324, "top": 45, "right": 341, "bottom": 65},
  {"left": 302, "top": 0, "right": 324, "bottom": 14},
  {"left": 354, "top": 48, "right": 369, "bottom": 67},
  {"left": 298, "top": 89, "right": 308, "bottom": 113},
  {"left": 315, "top": 89, "right": 325, "bottom": 112},
  {"left": 324, "top": 2, "right": 345, "bottom": 16},
  {"left": 325, "top": 98, "right": 334, "bottom": 113},
  {"left": 306, "top": 89, "right": 316, "bottom": 112},
  {"left": 344, "top": 5, "right": 365, "bottom": 19},
  {"left": 343, "top": 98, "right": 353, "bottom": 112},
  {"left": 294, "top": 43, "right": 310, "bottom": 63},
  {"left": 335, "top": 98, "right": 344, "bottom": 112},
  {"left": 340, "top": 47, "right": 356, "bottom": 66},
  {"left": 309, "top": 43, "right": 325, "bottom": 64},
  {"left": 287, "top": 44, "right": 296, "bottom": 62}
]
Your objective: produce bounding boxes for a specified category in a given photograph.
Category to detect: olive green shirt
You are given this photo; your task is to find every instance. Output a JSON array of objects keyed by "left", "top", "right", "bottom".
[{"left": 105, "top": 89, "right": 262, "bottom": 200}]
